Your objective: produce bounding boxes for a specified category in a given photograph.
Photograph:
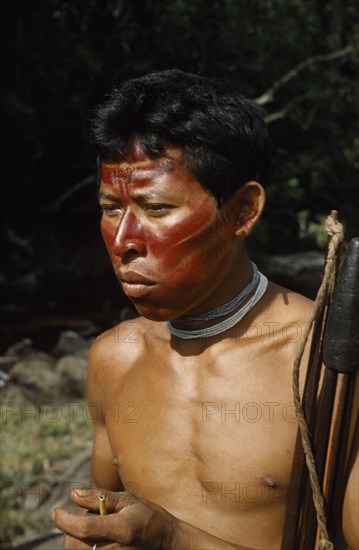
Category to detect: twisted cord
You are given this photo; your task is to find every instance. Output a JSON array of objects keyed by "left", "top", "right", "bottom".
[{"left": 292, "top": 211, "right": 344, "bottom": 549}]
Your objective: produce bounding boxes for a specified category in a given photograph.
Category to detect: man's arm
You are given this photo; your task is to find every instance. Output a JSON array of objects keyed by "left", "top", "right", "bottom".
[
  {"left": 89, "top": 397, "right": 124, "bottom": 490},
  {"left": 87, "top": 334, "right": 125, "bottom": 491},
  {"left": 60, "top": 432, "right": 121, "bottom": 550},
  {"left": 60, "top": 338, "right": 124, "bottom": 549}
]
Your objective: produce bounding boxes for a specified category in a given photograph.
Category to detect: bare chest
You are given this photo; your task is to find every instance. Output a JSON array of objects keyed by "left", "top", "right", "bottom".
[{"left": 105, "top": 343, "right": 297, "bottom": 516}]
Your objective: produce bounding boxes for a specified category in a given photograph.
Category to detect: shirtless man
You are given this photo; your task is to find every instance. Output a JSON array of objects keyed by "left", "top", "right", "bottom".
[{"left": 52, "top": 70, "right": 358, "bottom": 549}]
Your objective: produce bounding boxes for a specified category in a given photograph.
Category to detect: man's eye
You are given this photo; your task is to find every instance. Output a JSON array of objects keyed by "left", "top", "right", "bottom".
[
  {"left": 145, "top": 204, "right": 173, "bottom": 215},
  {"left": 100, "top": 205, "right": 122, "bottom": 217}
]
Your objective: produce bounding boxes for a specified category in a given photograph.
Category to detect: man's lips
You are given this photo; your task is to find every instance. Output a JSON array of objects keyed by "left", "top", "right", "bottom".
[
  {"left": 118, "top": 272, "right": 156, "bottom": 299},
  {"left": 119, "top": 271, "right": 155, "bottom": 285}
]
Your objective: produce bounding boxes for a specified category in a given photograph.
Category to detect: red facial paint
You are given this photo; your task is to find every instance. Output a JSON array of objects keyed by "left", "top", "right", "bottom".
[
  {"left": 101, "top": 160, "right": 174, "bottom": 190},
  {"left": 99, "top": 151, "right": 240, "bottom": 321}
]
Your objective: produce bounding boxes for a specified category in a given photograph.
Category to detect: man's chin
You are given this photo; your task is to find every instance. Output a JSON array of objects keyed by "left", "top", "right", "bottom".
[{"left": 131, "top": 302, "right": 176, "bottom": 322}]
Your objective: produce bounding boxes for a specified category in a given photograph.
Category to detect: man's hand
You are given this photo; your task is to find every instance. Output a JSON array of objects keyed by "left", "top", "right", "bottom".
[{"left": 52, "top": 487, "right": 190, "bottom": 550}]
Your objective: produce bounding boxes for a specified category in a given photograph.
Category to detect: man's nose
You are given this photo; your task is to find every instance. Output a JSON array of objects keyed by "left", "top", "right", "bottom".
[{"left": 113, "top": 210, "right": 145, "bottom": 259}]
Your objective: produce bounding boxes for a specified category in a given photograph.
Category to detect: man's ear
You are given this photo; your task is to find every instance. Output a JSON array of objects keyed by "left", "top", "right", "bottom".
[{"left": 233, "top": 181, "right": 266, "bottom": 238}]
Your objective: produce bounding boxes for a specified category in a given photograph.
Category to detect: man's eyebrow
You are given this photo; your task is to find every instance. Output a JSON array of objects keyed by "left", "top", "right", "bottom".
[
  {"left": 99, "top": 189, "right": 179, "bottom": 202},
  {"left": 131, "top": 189, "right": 178, "bottom": 202},
  {"left": 98, "top": 192, "right": 121, "bottom": 201}
]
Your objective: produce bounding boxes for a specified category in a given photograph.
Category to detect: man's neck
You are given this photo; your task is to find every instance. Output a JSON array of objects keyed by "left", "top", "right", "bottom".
[{"left": 167, "top": 262, "right": 268, "bottom": 340}]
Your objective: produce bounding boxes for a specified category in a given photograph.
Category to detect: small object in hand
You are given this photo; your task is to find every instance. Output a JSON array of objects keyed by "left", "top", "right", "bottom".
[
  {"left": 99, "top": 494, "right": 107, "bottom": 516},
  {"left": 87, "top": 495, "right": 106, "bottom": 549}
]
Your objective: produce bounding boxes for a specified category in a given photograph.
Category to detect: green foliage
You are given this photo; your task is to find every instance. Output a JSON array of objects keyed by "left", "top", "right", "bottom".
[{"left": 2, "top": 0, "right": 359, "bottom": 254}]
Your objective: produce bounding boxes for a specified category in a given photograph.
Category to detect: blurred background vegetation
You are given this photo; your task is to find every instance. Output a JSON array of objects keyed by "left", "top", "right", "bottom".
[{"left": 1, "top": 0, "right": 358, "bottom": 346}]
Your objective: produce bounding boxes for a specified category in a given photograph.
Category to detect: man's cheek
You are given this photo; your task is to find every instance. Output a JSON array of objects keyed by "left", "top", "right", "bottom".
[
  {"left": 159, "top": 252, "right": 202, "bottom": 282},
  {"left": 101, "top": 221, "right": 115, "bottom": 252}
]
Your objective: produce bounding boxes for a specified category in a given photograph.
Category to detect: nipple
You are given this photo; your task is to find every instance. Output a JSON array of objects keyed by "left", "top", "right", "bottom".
[{"left": 260, "top": 474, "right": 280, "bottom": 488}]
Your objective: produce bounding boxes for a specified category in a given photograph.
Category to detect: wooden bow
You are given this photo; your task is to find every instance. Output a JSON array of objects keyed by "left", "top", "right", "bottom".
[{"left": 281, "top": 227, "right": 359, "bottom": 549}]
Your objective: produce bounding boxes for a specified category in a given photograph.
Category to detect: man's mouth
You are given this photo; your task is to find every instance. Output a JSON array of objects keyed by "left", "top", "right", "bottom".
[
  {"left": 118, "top": 271, "right": 156, "bottom": 298},
  {"left": 119, "top": 271, "right": 155, "bottom": 285}
]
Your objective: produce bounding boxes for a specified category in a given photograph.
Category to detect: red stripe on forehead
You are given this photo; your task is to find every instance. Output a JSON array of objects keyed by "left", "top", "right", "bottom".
[
  {"left": 101, "top": 159, "right": 175, "bottom": 187},
  {"left": 101, "top": 163, "right": 132, "bottom": 186}
]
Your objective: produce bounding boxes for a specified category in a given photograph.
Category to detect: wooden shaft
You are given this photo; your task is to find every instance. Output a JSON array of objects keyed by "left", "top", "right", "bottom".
[
  {"left": 282, "top": 234, "right": 359, "bottom": 549},
  {"left": 328, "top": 374, "right": 358, "bottom": 545},
  {"left": 280, "top": 307, "right": 326, "bottom": 550},
  {"left": 299, "top": 368, "right": 338, "bottom": 548}
]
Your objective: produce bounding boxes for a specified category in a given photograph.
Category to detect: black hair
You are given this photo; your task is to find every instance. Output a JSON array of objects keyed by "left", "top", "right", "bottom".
[{"left": 92, "top": 69, "right": 272, "bottom": 206}]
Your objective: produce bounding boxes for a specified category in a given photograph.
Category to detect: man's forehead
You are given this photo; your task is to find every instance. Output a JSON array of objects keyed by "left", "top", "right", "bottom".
[{"left": 100, "top": 156, "right": 180, "bottom": 188}]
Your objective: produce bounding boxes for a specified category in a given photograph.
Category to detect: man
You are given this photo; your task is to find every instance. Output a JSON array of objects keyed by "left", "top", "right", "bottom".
[{"left": 52, "top": 70, "right": 358, "bottom": 549}]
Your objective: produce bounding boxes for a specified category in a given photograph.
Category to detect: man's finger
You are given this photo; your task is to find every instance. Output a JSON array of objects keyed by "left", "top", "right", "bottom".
[
  {"left": 71, "top": 488, "right": 137, "bottom": 513},
  {"left": 52, "top": 507, "right": 132, "bottom": 544},
  {"left": 52, "top": 508, "right": 107, "bottom": 541},
  {"left": 70, "top": 488, "right": 111, "bottom": 511}
]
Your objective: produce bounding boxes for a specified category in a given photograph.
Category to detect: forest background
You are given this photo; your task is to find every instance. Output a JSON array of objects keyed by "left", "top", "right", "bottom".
[{"left": 1, "top": 0, "right": 359, "bottom": 350}]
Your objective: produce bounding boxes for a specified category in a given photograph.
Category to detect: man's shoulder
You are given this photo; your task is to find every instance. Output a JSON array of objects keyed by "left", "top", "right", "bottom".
[
  {"left": 264, "top": 281, "right": 314, "bottom": 325},
  {"left": 88, "top": 316, "right": 167, "bottom": 372}
]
